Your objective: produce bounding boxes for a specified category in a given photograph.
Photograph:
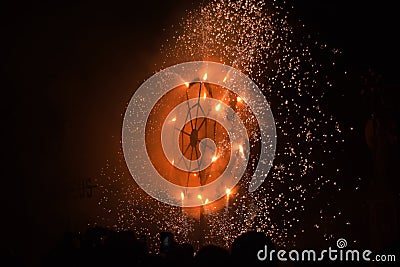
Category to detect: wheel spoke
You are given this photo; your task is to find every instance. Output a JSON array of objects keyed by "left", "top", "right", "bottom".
[
  {"left": 186, "top": 90, "right": 194, "bottom": 130},
  {"left": 195, "top": 83, "right": 202, "bottom": 129},
  {"left": 197, "top": 118, "right": 206, "bottom": 131},
  {"left": 179, "top": 129, "right": 191, "bottom": 136}
]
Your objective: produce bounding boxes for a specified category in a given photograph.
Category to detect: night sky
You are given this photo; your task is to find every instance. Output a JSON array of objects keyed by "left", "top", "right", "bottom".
[{"left": 2, "top": 0, "right": 399, "bottom": 265}]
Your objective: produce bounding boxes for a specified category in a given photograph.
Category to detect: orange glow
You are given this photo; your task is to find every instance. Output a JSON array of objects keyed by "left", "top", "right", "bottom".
[
  {"left": 193, "top": 173, "right": 197, "bottom": 177},
  {"left": 203, "top": 92, "right": 207, "bottom": 99},
  {"left": 144, "top": 80, "right": 259, "bottom": 218}
]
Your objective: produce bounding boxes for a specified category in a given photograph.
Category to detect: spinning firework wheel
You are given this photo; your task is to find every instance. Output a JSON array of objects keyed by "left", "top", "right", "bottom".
[
  {"left": 146, "top": 81, "right": 245, "bottom": 195},
  {"left": 179, "top": 82, "right": 218, "bottom": 188},
  {"left": 123, "top": 62, "right": 276, "bottom": 208}
]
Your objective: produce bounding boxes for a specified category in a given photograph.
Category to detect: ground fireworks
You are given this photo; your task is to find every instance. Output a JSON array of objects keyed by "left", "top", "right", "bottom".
[{"left": 95, "top": 0, "right": 350, "bottom": 252}]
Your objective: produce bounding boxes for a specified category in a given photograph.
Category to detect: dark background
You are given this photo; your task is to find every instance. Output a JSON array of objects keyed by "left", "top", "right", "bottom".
[{"left": 2, "top": 0, "right": 399, "bottom": 265}]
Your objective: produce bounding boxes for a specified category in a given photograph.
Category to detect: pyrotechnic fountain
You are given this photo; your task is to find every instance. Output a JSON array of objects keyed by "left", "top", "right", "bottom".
[{"left": 95, "top": 0, "right": 348, "bottom": 252}]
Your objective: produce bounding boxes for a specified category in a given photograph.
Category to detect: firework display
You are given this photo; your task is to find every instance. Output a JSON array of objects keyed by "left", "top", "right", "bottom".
[{"left": 95, "top": 0, "right": 349, "bottom": 252}]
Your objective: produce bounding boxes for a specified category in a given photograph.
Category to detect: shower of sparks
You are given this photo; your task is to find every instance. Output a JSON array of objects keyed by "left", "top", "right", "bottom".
[{"left": 94, "top": 0, "right": 352, "bottom": 252}]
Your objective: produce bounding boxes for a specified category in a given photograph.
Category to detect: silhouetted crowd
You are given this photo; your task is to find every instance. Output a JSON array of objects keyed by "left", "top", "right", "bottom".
[
  {"left": 40, "top": 227, "right": 276, "bottom": 267},
  {"left": 5, "top": 227, "right": 394, "bottom": 266}
]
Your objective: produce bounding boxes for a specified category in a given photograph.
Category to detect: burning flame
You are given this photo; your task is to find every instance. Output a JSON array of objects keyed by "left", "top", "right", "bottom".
[{"left": 226, "top": 188, "right": 231, "bottom": 196}]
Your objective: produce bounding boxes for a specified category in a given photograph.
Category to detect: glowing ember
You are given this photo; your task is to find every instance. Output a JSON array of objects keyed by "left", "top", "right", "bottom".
[
  {"left": 225, "top": 188, "right": 231, "bottom": 196},
  {"left": 238, "top": 144, "right": 244, "bottom": 155}
]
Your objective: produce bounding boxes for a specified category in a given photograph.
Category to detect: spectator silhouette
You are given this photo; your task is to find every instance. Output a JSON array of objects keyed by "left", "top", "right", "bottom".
[
  {"left": 231, "top": 231, "right": 275, "bottom": 266},
  {"left": 166, "top": 242, "right": 194, "bottom": 267},
  {"left": 194, "top": 244, "right": 230, "bottom": 267}
]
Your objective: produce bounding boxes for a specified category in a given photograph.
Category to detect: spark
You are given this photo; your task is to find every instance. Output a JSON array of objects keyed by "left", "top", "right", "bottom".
[
  {"left": 215, "top": 103, "right": 221, "bottom": 111},
  {"left": 212, "top": 155, "right": 218, "bottom": 162},
  {"left": 203, "top": 73, "right": 208, "bottom": 81},
  {"left": 238, "top": 144, "right": 244, "bottom": 155},
  {"left": 225, "top": 188, "right": 231, "bottom": 196}
]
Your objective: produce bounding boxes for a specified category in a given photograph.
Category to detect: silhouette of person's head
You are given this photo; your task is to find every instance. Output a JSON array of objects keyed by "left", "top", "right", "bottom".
[
  {"left": 194, "top": 245, "right": 230, "bottom": 267},
  {"left": 167, "top": 242, "right": 194, "bottom": 266},
  {"left": 231, "top": 231, "right": 275, "bottom": 266}
]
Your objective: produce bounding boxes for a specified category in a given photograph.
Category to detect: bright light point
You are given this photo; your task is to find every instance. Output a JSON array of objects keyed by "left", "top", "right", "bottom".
[
  {"left": 171, "top": 117, "right": 176, "bottom": 122},
  {"left": 184, "top": 82, "right": 189, "bottom": 88},
  {"left": 226, "top": 188, "right": 231, "bottom": 196},
  {"left": 215, "top": 103, "right": 221, "bottom": 111},
  {"left": 238, "top": 144, "right": 244, "bottom": 154},
  {"left": 237, "top": 96, "right": 242, "bottom": 102},
  {"left": 203, "top": 73, "right": 208, "bottom": 80},
  {"left": 205, "top": 199, "right": 209, "bottom": 204},
  {"left": 203, "top": 92, "right": 207, "bottom": 99},
  {"left": 193, "top": 173, "right": 197, "bottom": 177},
  {"left": 223, "top": 76, "right": 227, "bottom": 82},
  {"left": 180, "top": 192, "right": 184, "bottom": 201},
  {"left": 197, "top": 194, "right": 202, "bottom": 200},
  {"left": 172, "top": 159, "right": 175, "bottom": 166}
]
